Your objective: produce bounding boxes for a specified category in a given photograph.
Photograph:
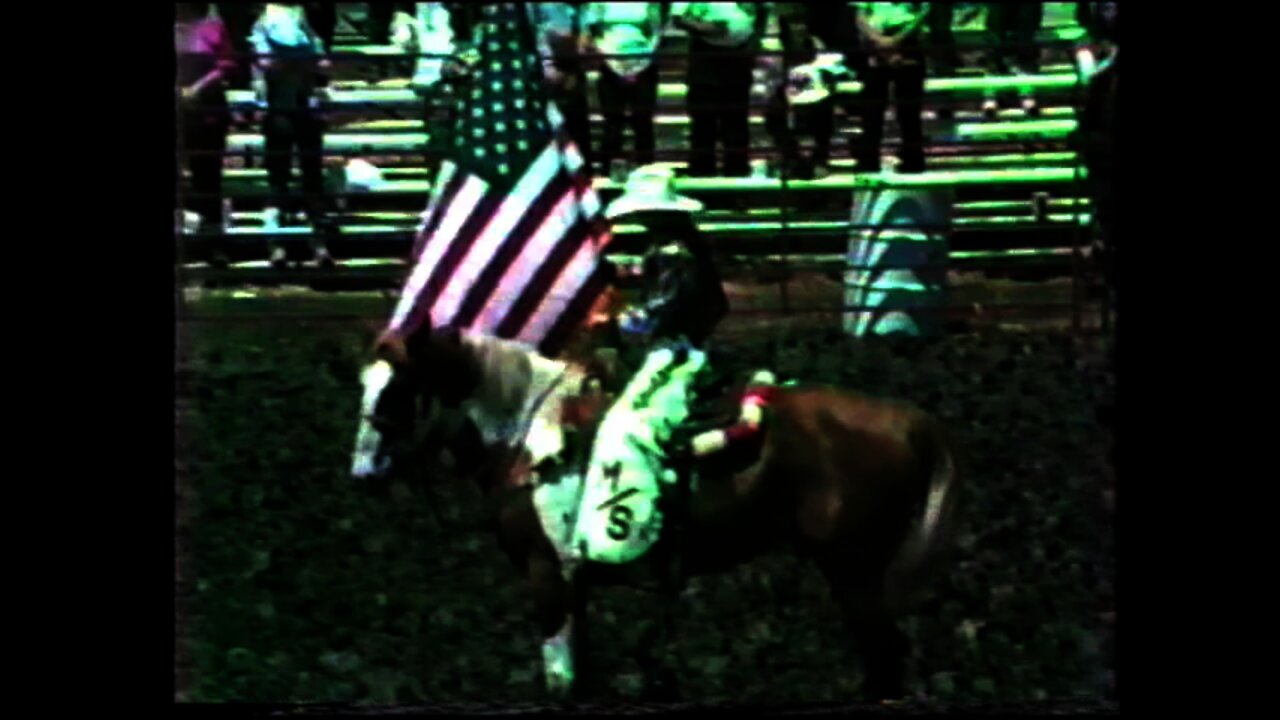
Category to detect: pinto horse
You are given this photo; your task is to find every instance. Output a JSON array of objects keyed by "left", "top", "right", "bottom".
[{"left": 350, "top": 326, "right": 962, "bottom": 702}]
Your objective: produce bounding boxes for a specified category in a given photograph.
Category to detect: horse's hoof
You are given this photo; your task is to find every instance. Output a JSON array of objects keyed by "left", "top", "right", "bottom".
[{"left": 545, "top": 671, "right": 574, "bottom": 700}]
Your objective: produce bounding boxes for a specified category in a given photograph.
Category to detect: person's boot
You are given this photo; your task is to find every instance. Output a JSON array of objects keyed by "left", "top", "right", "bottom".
[
  {"left": 264, "top": 207, "right": 287, "bottom": 268},
  {"left": 1020, "top": 93, "right": 1040, "bottom": 117},
  {"left": 897, "top": 149, "right": 926, "bottom": 174},
  {"left": 310, "top": 213, "right": 336, "bottom": 268},
  {"left": 981, "top": 86, "right": 1000, "bottom": 118},
  {"left": 314, "top": 243, "right": 335, "bottom": 269}
]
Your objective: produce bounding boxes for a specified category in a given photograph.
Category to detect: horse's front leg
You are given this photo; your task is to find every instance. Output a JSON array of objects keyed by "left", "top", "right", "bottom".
[{"left": 530, "top": 551, "right": 587, "bottom": 699}]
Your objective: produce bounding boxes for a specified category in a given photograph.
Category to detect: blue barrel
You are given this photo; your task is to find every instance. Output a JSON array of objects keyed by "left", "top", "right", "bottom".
[{"left": 844, "top": 186, "right": 954, "bottom": 337}]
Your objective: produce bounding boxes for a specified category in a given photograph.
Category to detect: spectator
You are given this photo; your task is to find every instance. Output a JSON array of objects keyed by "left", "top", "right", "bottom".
[
  {"left": 369, "top": 2, "right": 402, "bottom": 46},
  {"left": 398, "top": 2, "right": 484, "bottom": 169},
  {"left": 674, "top": 2, "right": 766, "bottom": 178},
  {"left": 389, "top": 2, "right": 463, "bottom": 180},
  {"left": 926, "top": 3, "right": 958, "bottom": 76},
  {"left": 850, "top": 2, "right": 930, "bottom": 174},
  {"left": 251, "top": 2, "right": 335, "bottom": 267},
  {"left": 984, "top": 2, "right": 1043, "bottom": 116},
  {"left": 583, "top": 2, "right": 668, "bottom": 178},
  {"left": 176, "top": 2, "right": 236, "bottom": 265},
  {"left": 216, "top": 3, "right": 261, "bottom": 92},
  {"left": 527, "top": 2, "right": 594, "bottom": 172},
  {"left": 445, "top": 1, "right": 482, "bottom": 45},
  {"left": 1075, "top": 3, "right": 1117, "bottom": 293},
  {"left": 382, "top": 3, "right": 420, "bottom": 79},
  {"left": 305, "top": 3, "right": 338, "bottom": 90},
  {"left": 1074, "top": 1, "right": 1118, "bottom": 79},
  {"left": 390, "top": 3, "right": 454, "bottom": 88},
  {"left": 763, "top": 3, "right": 837, "bottom": 179}
]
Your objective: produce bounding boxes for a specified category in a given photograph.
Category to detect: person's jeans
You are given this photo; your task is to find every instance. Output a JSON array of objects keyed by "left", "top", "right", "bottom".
[
  {"left": 687, "top": 42, "right": 755, "bottom": 177},
  {"left": 988, "top": 2, "right": 1042, "bottom": 74},
  {"left": 849, "top": 61, "right": 926, "bottom": 173},
  {"left": 181, "top": 109, "right": 229, "bottom": 230},
  {"left": 597, "top": 62, "right": 658, "bottom": 175},
  {"left": 263, "top": 109, "right": 328, "bottom": 224},
  {"left": 764, "top": 85, "right": 834, "bottom": 177}
]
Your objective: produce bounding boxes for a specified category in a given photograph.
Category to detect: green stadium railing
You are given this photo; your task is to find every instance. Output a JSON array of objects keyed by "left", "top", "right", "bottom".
[{"left": 226, "top": 71, "right": 1085, "bottom": 113}]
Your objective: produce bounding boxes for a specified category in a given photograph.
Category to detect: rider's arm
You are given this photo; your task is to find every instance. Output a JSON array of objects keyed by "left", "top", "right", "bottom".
[
  {"left": 689, "top": 388, "right": 766, "bottom": 456},
  {"left": 738, "top": 394, "right": 766, "bottom": 429}
]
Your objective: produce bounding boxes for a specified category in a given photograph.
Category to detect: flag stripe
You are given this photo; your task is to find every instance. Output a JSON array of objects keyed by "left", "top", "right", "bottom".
[
  {"left": 454, "top": 167, "right": 576, "bottom": 331},
  {"left": 415, "top": 186, "right": 509, "bottom": 332},
  {"left": 470, "top": 183, "right": 580, "bottom": 334},
  {"left": 432, "top": 143, "right": 564, "bottom": 328},
  {"left": 386, "top": 4, "right": 616, "bottom": 357},
  {"left": 412, "top": 160, "right": 462, "bottom": 262},
  {"left": 495, "top": 216, "right": 592, "bottom": 339},
  {"left": 517, "top": 231, "right": 609, "bottom": 348},
  {"left": 421, "top": 161, "right": 459, "bottom": 234},
  {"left": 391, "top": 174, "right": 488, "bottom": 332},
  {"left": 538, "top": 256, "right": 616, "bottom": 356}
]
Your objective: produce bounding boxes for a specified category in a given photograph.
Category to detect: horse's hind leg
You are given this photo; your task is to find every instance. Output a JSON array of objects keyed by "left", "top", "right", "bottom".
[{"left": 821, "top": 563, "right": 909, "bottom": 702}]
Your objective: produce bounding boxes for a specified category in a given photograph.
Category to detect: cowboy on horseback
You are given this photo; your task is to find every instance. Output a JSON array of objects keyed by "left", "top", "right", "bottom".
[{"left": 558, "top": 166, "right": 729, "bottom": 567}]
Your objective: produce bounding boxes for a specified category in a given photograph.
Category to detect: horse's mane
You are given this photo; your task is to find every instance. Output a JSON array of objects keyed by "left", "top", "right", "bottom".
[
  {"left": 374, "top": 325, "right": 598, "bottom": 451},
  {"left": 459, "top": 333, "right": 540, "bottom": 411},
  {"left": 454, "top": 332, "right": 591, "bottom": 449}
]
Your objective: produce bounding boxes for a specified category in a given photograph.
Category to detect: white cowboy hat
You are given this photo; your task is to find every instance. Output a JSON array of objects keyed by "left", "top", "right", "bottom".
[
  {"left": 598, "top": 23, "right": 658, "bottom": 78},
  {"left": 604, "top": 165, "right": 703, "bottom": 220}
]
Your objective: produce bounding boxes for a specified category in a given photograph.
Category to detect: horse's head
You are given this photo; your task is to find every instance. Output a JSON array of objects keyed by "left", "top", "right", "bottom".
[{"left": 350, "top": 325, "right": 483, "bottom": 484}]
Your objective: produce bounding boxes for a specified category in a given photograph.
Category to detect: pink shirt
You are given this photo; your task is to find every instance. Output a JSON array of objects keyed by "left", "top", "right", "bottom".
[{"left": 175, "top": 18, "right": 235, "bottom": 92}]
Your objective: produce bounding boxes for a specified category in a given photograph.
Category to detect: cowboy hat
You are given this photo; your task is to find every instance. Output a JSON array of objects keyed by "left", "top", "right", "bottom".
[
  {"left": 597, "top": 23, "right": 658, "bottom": 78},
  {"left": 604, "top": 165, "right": 704, "bottom": 220}
]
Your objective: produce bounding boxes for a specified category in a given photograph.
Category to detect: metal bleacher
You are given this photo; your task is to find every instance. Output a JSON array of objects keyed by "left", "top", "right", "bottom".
[{"left": 178, "top": 4, "right": 1098, "bottom": 291}]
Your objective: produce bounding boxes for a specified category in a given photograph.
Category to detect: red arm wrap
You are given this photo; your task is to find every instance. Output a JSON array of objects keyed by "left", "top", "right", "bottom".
[
  {"left": 725, "top": 424, "right": 756, "bottom": 443},
  {"left": 743, "top": 386, "right": 776, "bottom": 406}
]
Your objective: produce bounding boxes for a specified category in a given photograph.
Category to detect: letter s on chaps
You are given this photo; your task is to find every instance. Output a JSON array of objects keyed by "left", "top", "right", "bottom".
[{"left": 569, "top": 346, "right": 706, "bottom": 564}]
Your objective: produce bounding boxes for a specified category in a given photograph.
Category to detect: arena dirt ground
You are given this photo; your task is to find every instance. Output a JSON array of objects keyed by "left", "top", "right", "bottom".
[{"left": 174, "top": 278, "right": 1115, "bottom": 708}]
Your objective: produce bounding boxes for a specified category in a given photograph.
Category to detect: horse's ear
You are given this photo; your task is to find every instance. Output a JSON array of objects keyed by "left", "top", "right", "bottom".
[
  {"left": 373, "top": 330, "right": 410, "bottom": 368},
  {"left": 411, "top": 326, "right": 480, "bottom": 400},
  {"left": 436, "top": 326, "right": 464, "bottom": 346},
  {"left": 403, "top": 324, "right": 452, "bottom": 364}
]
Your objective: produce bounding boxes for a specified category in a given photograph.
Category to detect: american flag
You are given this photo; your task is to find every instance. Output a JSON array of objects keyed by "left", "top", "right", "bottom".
[{"left": 387, "top": 2, "right": 614, "bottom": 358}]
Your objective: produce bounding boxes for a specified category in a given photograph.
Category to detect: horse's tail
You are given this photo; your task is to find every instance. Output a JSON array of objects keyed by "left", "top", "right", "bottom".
[{"left": 884, "top": 417, "right": 962, "bottom": 615}]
